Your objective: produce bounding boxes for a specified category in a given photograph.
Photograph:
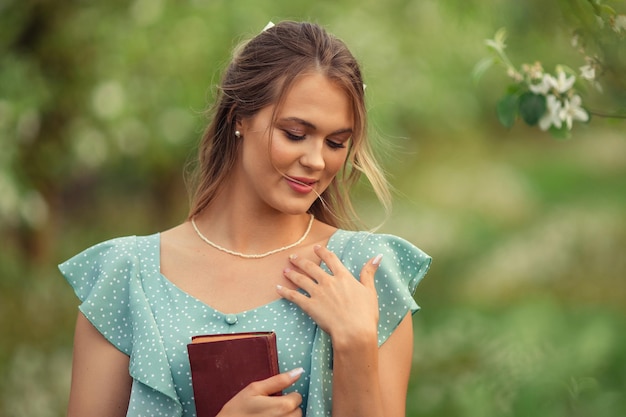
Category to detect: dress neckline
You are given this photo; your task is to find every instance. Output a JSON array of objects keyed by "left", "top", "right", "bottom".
[{"left": 155, "top": 228, "right": 347, "bottom": 316}]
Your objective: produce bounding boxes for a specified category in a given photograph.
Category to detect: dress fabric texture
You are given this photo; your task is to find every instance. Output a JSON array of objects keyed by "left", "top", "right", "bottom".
[{"left": 59, "top": 229, "right": 431, "bottom": 417}]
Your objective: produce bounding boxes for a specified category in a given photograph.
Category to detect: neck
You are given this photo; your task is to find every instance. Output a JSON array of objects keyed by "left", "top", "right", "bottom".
[{"left": 191, "top": 206, "right": 314, "bottom": 256}]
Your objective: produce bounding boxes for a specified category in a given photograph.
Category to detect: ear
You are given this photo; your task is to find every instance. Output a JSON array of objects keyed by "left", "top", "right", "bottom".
[
  {"left": 236, "top": 117, "right": 253, "bottom": 138},
  {"left": 226, "top": 104, "right": 240, "bottom": 128}
]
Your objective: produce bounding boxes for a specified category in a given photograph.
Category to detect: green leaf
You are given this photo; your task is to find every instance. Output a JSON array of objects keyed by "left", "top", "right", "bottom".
[
  {"left": 599, "top": 5, "right": 616, "bottom": 17},
  {"left": 505, "top": 83, "right": 524, "bottom": 95},
  {"left": 472, "top": 57, "right": 495, "bottom": 84},
  {"left": 484, "top": 27, "right": 507, "bottom": 54},
  {"left": 496, "top": 93, "right": 519, "bottom": 128},
  {"left": 518, "top": 92, "right": 546, "bottom": 126}
]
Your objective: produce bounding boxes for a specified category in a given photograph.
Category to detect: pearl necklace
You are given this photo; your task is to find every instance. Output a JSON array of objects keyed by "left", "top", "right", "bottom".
[{"left": 191, "top": 214, "right": 315, "bottom": 259}]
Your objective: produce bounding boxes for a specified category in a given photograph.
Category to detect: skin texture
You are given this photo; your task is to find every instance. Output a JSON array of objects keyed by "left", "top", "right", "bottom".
[
  {"left": 68, "top": 313, "right": 132, "bottom": 417},
  {"left": 67, "top": 72, "right": 413, "bottom": 417}
]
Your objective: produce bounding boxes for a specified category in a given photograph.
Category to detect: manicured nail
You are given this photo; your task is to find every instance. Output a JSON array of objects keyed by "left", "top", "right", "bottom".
[
  {"left": 288, "top": 367, "right": 305, "bottom": 378},
  {"left": 372, "top": 254, "right": 383, "bottom": 266},
  {"left": 313, "top": 244, "right": 321, "bottom": 250},
  {"left": 276, "top": 284, "right": 283, "bottom": 291},
  {"left": 289, "top": 254, "right": 298, "bottom": 260}
]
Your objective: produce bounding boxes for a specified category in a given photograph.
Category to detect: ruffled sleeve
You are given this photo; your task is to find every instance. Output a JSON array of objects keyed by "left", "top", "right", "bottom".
[
  {"left": 59, "top": 236, "right": 137, "bottom": 355},
  {"left": 59, "top": 235, "right": 184, "bottom": 417}
]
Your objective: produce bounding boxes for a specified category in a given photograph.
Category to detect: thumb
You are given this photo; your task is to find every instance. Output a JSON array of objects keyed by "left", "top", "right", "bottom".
[
  {"left": 252, "top": 368, "right": 305, "bottom": 396},
  {"left": 360, "top": 253, "right": 383, "bottom": 289}
]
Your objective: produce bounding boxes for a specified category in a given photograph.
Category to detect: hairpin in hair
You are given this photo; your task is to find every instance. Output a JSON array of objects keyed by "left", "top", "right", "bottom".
[{"left": 262, "top": 21, "right": 275, "bottom": 32}]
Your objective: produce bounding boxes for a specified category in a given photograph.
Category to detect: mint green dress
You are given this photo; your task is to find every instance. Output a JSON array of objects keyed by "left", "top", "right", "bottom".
[{"left": 59, "top": 229, "right": 431, "bottom": 417}]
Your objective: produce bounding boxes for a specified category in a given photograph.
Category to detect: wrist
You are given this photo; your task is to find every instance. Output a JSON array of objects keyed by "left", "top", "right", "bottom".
[{"left": 330, "top": 327, "right": 378, "bottom": 354}]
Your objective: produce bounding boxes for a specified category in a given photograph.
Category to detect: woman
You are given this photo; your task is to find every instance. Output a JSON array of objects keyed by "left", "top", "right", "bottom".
[{"left": 60, "top": 21, "right": 431, "bottom": 417}]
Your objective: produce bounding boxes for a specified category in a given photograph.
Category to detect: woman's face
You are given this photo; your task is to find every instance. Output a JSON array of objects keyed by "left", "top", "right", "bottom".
[{"left": 235, "top": 72, "right": 353, "bottom": 215}]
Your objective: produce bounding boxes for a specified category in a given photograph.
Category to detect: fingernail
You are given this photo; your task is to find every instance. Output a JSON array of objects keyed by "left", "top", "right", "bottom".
[
  {"left": 276, "top": 284, "right": 283, "bottom": 290},
  {"left": 313, "top": 244, "right": 321, "bottom": 250},
  {"left": 372, "top": 254, "right": 383, "bottom": 266},
  {"left": 283, "top": 267, "right": 291, "bottom": 273},
  {"left": 288, "top": 367, "right": 305, "bottom": 378},
  {"left": 289, "top": 254, "right": 298, "bottom": 260}
]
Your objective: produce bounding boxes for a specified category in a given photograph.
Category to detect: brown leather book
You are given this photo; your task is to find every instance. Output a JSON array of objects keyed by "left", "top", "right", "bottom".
[{"left": 187, "top": 331, "right": 280, "bottom": 417}]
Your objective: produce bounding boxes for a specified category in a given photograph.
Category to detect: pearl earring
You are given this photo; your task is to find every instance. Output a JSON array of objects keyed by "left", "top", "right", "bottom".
[{"left": 235, "top": 130, "right": 241, "bottom": 138}]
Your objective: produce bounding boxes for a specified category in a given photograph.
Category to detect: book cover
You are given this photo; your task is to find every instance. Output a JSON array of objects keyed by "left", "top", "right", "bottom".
[{"left": 187, "top": 331, "right": 280, "bottom": 417}]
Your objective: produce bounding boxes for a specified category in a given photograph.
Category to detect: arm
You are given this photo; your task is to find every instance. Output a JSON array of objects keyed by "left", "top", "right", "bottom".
[
  {"left": 378, "top": 312, "right": 414, "bottom": 416},
  {"left": 67, "top": 312, "right": 132, "bottom": 417},
  {"left": 330, "top": 277, "right": 413, "bottom": 416}
]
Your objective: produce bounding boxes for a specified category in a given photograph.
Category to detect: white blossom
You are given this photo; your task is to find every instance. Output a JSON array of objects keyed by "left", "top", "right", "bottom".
[
  {"left": 529, "top": 74, "right": 554, "bottom": 95},
  {"left": 579, "top": 64, "right": 595, "bottom": 81},
  {"left": 523, "top": 62, "right": 544, "bottom": 80},
  {"left": 539, "top": 95, "right": 563, "bottom": 131},
  {"left": 548, "top": 69, "right": 576, "bottom": 94},
  {"left": 560, "top": 95, "right": 589, "bottom": 130},
  {"left": 507, "top": 67, "right": 523, "bottom": 82}
]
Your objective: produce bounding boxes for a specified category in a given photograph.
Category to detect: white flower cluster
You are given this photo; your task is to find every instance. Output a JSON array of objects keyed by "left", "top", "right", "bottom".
[
  {"left": 483, "top": 28, "right": 594, "bottom": 134},
  {"left": 482, "top": 5, "right": 626, "bottom": 137},
  {"left": 523, "top": 65, "right": 589, "bottom": 131}
]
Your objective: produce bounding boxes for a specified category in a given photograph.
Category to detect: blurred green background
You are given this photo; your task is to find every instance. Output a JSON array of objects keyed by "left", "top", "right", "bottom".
[{"left": 1, "top": 0, "right": 625, "bottom": 416}]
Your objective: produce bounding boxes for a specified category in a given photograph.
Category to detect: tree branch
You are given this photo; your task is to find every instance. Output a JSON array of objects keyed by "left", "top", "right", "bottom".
[{"left": 588, "top": 110, "right": 626, "bottom": 119}]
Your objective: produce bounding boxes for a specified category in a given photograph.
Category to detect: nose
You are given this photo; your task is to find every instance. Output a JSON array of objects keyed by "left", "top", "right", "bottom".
[{"left": 299, "top": 139, "right": 325, "bottom": 171}]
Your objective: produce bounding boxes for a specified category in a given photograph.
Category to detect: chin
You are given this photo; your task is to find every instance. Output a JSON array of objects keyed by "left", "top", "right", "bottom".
[
  {"left": 281, "top": 207, "right": 313, "bottom": 216},
  {"left": 265, "top": 190, "right": 319, "bottom": 216},
  {"left": 275, "top": 201, "right": 316, "bottom": 216}
]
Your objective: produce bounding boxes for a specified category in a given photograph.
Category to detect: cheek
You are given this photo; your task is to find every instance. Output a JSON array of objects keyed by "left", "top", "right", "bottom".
[
  {"left": 244, "top": 134, "right": 274, "bottom": 171},
  {"left": 268, "top": 140, "right": 298, "bottom": 168},
  {"left": 325, "top": 151, "right": 349, "bottom": 177}
]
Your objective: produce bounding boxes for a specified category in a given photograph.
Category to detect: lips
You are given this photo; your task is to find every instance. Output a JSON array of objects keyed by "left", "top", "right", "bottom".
[{"left": 285, "top": 176, "right": 317, "bottom": 194}]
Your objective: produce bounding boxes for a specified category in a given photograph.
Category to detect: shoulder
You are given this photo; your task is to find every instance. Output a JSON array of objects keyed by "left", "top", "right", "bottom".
[
  {"left": 59, "top": 234, "right": 158, "bottom": 270},
  {"left": 329, "top": 229, "right": 430, "bottom": 287},
  {"left": 329, "top": 230, "right": 429, "bottom": 263},
  {"left": 59, "top": 234, "right": 159, "bottom": 296}
]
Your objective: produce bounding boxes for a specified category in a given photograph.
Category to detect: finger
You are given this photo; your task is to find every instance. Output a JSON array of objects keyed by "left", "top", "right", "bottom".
[
  {"left": 311, "top": 244, "right": 344, "bottom": 274},
  {"left": 283, "top": 267, "right": 318, "bottom": 293},
  {"left": 276, "top": 284, "right": 312, "bottom": 307},
  {"left": 248, "top": 368, "right": 305, "bottom": 396},
  {"left": 288, "top": 253, "right": 329, "bottom": 282},
  {"left": 282, "top": 392, "right": 303, "bottom": 410},
  {"left": 359, "top": 253, "right": 383, "bottom": 289}
]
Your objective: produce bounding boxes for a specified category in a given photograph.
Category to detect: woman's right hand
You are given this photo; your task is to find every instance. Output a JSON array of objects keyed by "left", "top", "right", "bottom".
[{"left": 217, "top": 368, "right": 305, "bottom": 417}]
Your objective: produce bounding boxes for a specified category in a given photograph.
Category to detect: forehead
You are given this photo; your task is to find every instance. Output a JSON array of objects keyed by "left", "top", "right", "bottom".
[{"left": 274, "top": 72, "right": 353, "bottom": 130}]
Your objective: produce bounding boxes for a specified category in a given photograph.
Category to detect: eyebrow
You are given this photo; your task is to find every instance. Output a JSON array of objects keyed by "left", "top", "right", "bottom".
[{"left": 279, "top": 117, "right": 353, "bottom": 136}]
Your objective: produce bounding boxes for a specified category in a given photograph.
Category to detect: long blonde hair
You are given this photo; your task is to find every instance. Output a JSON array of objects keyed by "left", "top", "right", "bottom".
[{"left": 187, "top": 21, "right": 390, "bottom": 229}]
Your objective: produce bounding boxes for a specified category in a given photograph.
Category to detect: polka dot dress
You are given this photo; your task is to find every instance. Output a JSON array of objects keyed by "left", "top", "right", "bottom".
[{"left": 59, "top": 230, "right": 431, "bottom": 417}]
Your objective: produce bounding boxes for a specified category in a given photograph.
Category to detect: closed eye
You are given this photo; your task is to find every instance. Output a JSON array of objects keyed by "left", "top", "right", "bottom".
[
  {"left": 327, "top": 139, "right": 347, "bottom": 149},
  {"left": 283, "top": 130, "right": 306, "bottom": 141}
]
